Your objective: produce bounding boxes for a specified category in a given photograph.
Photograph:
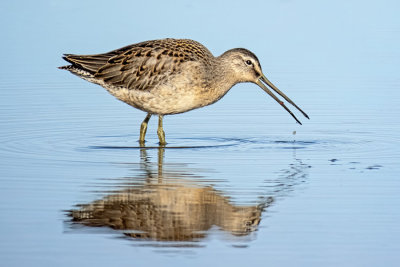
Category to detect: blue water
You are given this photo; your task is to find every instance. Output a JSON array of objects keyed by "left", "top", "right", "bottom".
[{"left": 1, "top": 1, "right": 400, "bottom": 266}]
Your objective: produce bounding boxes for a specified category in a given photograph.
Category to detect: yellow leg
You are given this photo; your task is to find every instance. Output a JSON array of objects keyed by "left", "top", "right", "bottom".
[
  {"left": 139, "top": 113, "right": 151, "bottom": 145},
  {"left": 157, "top": 115, "right": 166, "bottom": 145}
]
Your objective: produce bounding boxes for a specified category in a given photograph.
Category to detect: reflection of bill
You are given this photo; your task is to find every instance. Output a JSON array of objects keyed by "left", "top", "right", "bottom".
[{"left": 68, "top": 148, "right": 307, "bottom": 242}]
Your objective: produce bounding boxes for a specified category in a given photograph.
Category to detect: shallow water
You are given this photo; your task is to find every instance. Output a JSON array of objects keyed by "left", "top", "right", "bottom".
[{"left": 1, "top": 1, "right": 400, "bottom": 266}]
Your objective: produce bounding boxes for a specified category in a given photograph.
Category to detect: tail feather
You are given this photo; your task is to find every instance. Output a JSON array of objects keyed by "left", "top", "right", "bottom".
[
  {"left": 58, "top": 65, "right": 73, "bottom": 70},
  {"left": 59, "top": 53, "right": 114, "bottom": 74}
]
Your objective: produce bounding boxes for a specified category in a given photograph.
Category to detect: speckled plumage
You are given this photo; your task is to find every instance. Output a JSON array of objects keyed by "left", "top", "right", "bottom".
[{"left": 59, "top": 38, "right": 309, "bottom": 144}]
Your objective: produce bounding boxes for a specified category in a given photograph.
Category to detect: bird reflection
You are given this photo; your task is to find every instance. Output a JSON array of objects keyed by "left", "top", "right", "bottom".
[{"left": 68, "top": 147, "right": 308, "bottom": 243}]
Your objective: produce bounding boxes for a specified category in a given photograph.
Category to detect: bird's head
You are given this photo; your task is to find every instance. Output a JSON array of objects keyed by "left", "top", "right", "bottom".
[
  {"left": 219, "top": 48, "right": 309, "bottom": 124},
  {"left": 220, "top": 48, "right": 263, "bottom": 83}
]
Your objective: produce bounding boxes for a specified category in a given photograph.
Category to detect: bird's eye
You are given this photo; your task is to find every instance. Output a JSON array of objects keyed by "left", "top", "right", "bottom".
[{"left": 245, "top": 60, "right": 252, "bottom": 66}]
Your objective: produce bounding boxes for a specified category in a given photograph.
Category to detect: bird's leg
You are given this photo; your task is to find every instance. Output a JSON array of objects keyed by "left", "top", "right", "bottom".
[
  {"left": 139, "top": 113, "right": 152, "bottom": 145},
  {"left": 157, "top": 147, "right": 164, "bottom": 182},
  {"left": 157, "top": 115, "right": 166, "bottom": 146}
]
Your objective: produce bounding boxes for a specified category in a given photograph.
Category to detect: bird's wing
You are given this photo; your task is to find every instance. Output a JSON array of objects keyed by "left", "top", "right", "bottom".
[{"left": 93, "top": 39, "right": 214, "bottom": 91}]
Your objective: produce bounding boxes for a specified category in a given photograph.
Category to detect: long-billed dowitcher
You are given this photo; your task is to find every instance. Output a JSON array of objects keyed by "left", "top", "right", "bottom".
[{"left": 59, "top": 38, "right": 309, "bottom": 145}]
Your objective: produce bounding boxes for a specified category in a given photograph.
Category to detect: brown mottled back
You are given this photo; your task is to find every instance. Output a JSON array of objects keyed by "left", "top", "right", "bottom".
[{"left": 62, "top": 38, "right": 214, "bottom": 91}]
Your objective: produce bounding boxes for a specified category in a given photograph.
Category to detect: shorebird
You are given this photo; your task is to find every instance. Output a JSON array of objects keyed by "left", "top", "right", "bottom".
[{"left": 59, "top": 38, "right": 309, "bottom": 145}]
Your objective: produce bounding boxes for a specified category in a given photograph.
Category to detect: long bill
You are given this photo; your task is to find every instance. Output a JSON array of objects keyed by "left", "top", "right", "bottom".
[{"left": 255, "top": 75, "right": 309, "bottom": 125}]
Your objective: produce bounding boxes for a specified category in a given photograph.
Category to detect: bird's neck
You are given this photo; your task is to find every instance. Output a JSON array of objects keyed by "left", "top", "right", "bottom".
[
  {"left": 191, "top": 59, "right": 239, "bottom": 108},
  {"left": 207, "top": 57, "right": 239, "bottom": 93}
]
